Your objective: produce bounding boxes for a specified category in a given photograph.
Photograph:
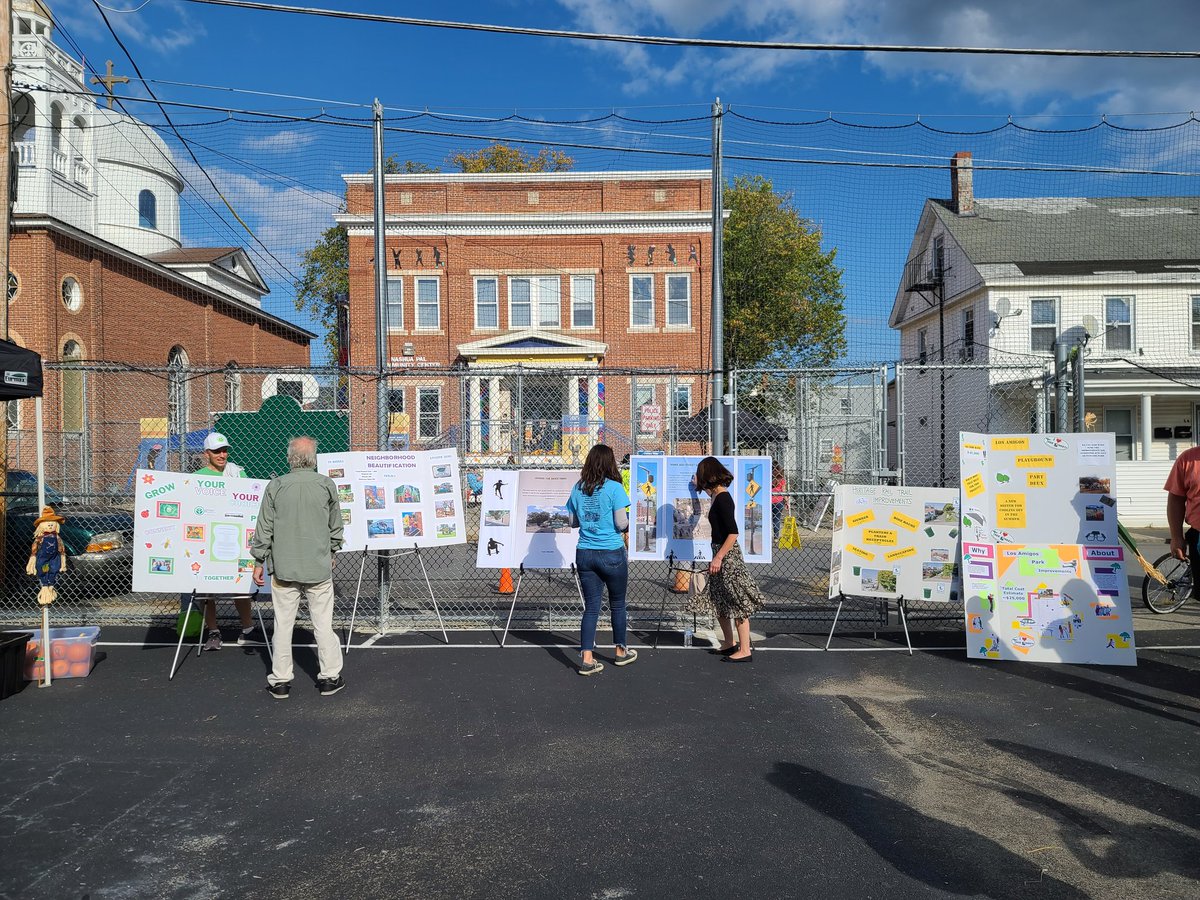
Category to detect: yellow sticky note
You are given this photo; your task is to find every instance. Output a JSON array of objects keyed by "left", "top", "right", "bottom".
[
  {"left": 885, "top": 546, "right": 917, "bottom": 561},
  {"left": 846, "top": 544, "right": 875, "bottom": 561},
  {"left": 991, "top": 437, "right": 1030, "bottom": 451},
  {"left": 847, "top": 509, "right": 875, "bottom": 527},
  {"left": 996, "top": 493, "right": 1027, "bottom": 528},
  {"left": 890, "top": 510, "right": 919, "bottom": 531},
  {"left": 964, "top": 473, "right": 985, "bottom": 498},
  {"left": 863, "top": 528, "right": 897, "bottom": 546},
  {"left": 963, "top": 442, "right": 984, "bottom": 451},
  {"left": 1016, "top": 454, "right": 1055, "bottom": 469},
  {"left": 1026, "top": 472, "right": 1047, "bottom": 488}
]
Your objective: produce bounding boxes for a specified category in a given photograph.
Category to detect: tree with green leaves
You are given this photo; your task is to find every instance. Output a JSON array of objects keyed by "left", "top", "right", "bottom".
[
  {"left": 723, "top": 174, "right": 846, "bottom": 370},
  {"left": 295, "top": 145, "right": 573, "bottom": 356}
]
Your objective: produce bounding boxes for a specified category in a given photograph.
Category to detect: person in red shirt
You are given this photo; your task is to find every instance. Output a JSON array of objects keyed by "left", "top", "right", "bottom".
[
  {"left": 770, "top": 465, "right": 788, "bottom": 537},
  {"left": 1164, "top": 446, "right": 1200, "bottom": 598}
]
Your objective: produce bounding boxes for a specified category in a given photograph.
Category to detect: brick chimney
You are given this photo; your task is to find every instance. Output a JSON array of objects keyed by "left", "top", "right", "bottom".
[{"left": 951, "top": 151, "right": 975, "bottom": 216}]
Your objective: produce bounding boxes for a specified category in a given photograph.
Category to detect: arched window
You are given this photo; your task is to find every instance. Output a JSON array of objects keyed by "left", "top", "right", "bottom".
[
  {"left": 61, "top": 339, "right": 84, "bottom": 433},
  {"left": 167, "top": 346, "right": 190, "bottom": 438},
  {"left": 224, "top": 362, "right": 242, "bottom": 412},
  {"left": 138, "top": 189, "right": 157, "bottom": 229},
  {"left": 50, "top": 102, "right": 63, "bottom": 152},
  {"left": 12, "top": 94, "right": 35, "bottom": 144}
]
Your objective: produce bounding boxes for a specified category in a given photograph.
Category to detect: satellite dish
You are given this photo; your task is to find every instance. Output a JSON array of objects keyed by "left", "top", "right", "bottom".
[
  {"left": 1083, "top": 315, "right": 1100, "bottom": 337},
  {"left": 995, "top": 298, "right": 1011, "bottom": 317}
]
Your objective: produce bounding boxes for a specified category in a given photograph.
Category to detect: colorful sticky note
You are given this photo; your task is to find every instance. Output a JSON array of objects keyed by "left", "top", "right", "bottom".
[
  {"left": 991, "top": 437, "right": 1030, "bottom": 451},
  {"left": 884, "top": 546, "right": 917, "bottom": 561},
  {"left": 963, "top": 473, "right": 985, "bottom": 498},
  {"left": 847, "top": 509, "right": 875, "bottom": 527},
  {"left": 995, "top": 493, "right": 1027, "bottom": 529},
  {"left": 862, "top": 528, "right": 898, "bottom": 546},
  {"left": 890, "top": 510, "right": 919, "bottom": 531},
  {"left": 1015, "top": 454, "right": 1055, "bottom": 468},
  {"left": 846, "top": 544, "right": 874, "bottom": 561},
  {"left": 1026, "top": 472, "right": 1047, "bottom": 488}
]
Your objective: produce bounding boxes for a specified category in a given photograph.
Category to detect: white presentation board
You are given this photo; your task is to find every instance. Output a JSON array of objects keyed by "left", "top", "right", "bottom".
[
  {"left": 828, "top": 484, "right": 961, "bottom": 603},
  {"left": 474, "top": 469, "right": 580, "bottom": 570},
  {"left": 317, "top": 449, "right": 467, "bottom": 552},
  {"left": 132, "top": 469, "right": 267, "bottom": 593},
  {"left": 628, "top": 455, "right": 772, "bottom": 563},
  {"left": 961, "top": 542, "right": 1137, "bottom": 665},
  {"left": 958, "top": 431, "right": 1134, "bottom": 665}
]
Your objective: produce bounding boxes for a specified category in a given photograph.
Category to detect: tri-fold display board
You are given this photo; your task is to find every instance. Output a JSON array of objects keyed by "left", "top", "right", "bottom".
[{"left": 474, "top": 469, "right": 580, "bottom": 570}]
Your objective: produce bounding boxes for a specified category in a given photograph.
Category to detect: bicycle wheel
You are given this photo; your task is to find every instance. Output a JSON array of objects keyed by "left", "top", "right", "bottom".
[{"left": 1142, "top": 552, "right": 1193, "bottom": 614}]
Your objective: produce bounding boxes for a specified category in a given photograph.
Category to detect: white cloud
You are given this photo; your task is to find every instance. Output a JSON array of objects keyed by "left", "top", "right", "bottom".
[
  {"left": 52, "top": 0, "right": 206, "bottom": 56},
  {"left": 554, "top": 0, "right": 1200, "bottom": 113}
]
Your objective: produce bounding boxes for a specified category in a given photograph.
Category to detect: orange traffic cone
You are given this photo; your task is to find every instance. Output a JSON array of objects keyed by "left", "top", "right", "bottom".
[
  {"left": 497, "top": 567, "right": 515, "bottom": 594},
  {"left": 670, "top": 569, "right": 691, "bottom": 593}
]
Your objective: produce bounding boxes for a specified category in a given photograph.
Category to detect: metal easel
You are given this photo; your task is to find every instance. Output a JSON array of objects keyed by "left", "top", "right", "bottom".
[
  {"left": 825, "top": 591, "right": 913, "bottom": 655},
  {"left": 345, "top": 543, "right": 448, "bottom": 650},
  {"left": 500, "top": 563, "right": 586, "bottom": 647},
  {"left": 654, "top": 552, "right": 708, "bottom": 649},
  {"left": 169, "top": 587, "right": 273, "bottom": 680}
]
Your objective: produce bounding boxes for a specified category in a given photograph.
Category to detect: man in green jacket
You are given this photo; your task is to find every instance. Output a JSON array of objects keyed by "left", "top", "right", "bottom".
[{"left": 252, "top": 436, "right": 345, "bottom": 699}]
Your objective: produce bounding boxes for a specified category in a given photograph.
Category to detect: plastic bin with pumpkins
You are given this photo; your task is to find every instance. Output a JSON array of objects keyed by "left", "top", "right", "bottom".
[{"left": 24, "top": 626, "right": 101, "bottom": 680}]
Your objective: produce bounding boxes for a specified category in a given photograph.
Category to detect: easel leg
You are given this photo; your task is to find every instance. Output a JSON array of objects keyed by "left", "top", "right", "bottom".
[
  {"left": 898, "top": 599, "right": 913, "bottom": 656},
  {"left": 345, "top": 550, "right": 368, "bottom": 653},
  {"left": 500, "top": 571, "right": 524, "bottom": 648},
  {"left": 824, "top": 599, "right": 845, "bottom": 651},
  {"left": 169, "top": 591, "right": 198, "bottom": 680},
  {"left": 654, "top": 559, "right": 674, "bottom": 649},
  {"left": 253, "top": 592, "right": 274, "bottom": 665},
  {"left": 415, "top": 549, "right": 449, "bottom": 644}
]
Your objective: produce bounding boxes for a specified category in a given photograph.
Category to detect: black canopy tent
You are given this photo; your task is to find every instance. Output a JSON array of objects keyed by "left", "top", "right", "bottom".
[
  {"left": 675, "top": 407, "right": 788, "bottom": 447},
  {"left": 0, "top": 338, "right": 43, "bottom": 400}
]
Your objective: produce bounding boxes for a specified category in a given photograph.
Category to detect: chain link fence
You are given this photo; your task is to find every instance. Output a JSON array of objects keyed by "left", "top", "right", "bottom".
[{"left": 3, "top": 359, "right": 1052, "bottom": 634}]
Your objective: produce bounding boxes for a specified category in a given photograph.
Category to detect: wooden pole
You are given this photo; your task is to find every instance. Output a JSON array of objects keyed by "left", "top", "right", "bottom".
[{"left": 1, "top": 0, "right": 14, "bottom": 589}]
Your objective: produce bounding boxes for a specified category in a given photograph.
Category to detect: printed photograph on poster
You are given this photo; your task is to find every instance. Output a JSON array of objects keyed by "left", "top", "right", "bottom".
[
  {"left": 634, "top": 460, "right": 661, "bottom": 554},
  {"left": 474, "top": 469, "right": 581, "bottom": 569},
  {"left": 337, "top": 484, "right": 353, "bottom": 504},
  {"left": 484, "top": 510, "right": 511, "bottom": 527},
  {"left": 364, "top": 486, "right": 386, "bottom": 509},
  {"left": 437, "top": 523, "right": 457, "bottom": 539},
  {"left": 525, "top": 505, "right": 571, "bottom": 533},
  {"left": 433, "top": 481, "right": 455, "bottom": 495},
  {"left": 738, "top": 459, "right": 768, "bottom": 557},
  {"left": 434, "top": 500, "right": 456, "bottom": 519},
  {"left": 368, "top": 518, "right": 395, "bottom": 537},
  {"left": 327, "top": 467, "right": 345, "bottom": 479},
  {"left": 671, "top": 496, "right": 710, "bottom": 540},
  {"left": 394, "top": 484, "right": 421, "bottom": 503}
]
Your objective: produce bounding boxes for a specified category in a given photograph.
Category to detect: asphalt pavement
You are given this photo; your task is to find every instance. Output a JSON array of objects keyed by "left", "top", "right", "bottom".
[{"left": 1, "top": 609, "right": 1198, "bottom": 899}]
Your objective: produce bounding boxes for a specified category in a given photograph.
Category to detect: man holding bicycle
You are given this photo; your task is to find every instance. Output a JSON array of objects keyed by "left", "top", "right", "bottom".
[{"left": 1164, "top": 447, "right": 1200, "bottom": 599}]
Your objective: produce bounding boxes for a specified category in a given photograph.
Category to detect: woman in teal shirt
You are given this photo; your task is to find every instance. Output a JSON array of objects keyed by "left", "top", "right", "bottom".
[{"left": 566, "top": 444, "right": 636, "bottom": 676}]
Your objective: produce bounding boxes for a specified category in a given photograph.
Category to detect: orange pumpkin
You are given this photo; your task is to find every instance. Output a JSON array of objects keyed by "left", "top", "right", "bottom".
[
  {"left": 50, "top": 641, "right": 68, "bottom": 660},
  {"left": 66, "top": 642, "right": 90, "bottom": 663},
  {"left": 68, "top": 661, "right": 90, "bottom": 677},
  {"left": 28, "top": 664, "right": 44, "bottom": 680},
  {"left": 51, "top": 659, "right": 69, "bottom": 678},
  {"left": 26, "top": 640, "right": 39, "bottom": 659}
]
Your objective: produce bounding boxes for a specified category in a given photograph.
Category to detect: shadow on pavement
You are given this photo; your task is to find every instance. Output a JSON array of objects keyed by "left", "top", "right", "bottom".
[{"left": 765, "top": 762, "right": 1089, "bottom": 898}]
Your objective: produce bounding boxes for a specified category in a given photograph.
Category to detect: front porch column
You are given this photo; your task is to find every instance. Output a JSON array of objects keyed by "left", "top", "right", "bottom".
[
  {"left": 468, "top": 376, "right": 482, "bottom": 454},
  {"left": 587, "top": 375, "right": 600, "bottom": 445},
  {"left": 1141, "top": 393, "right": 1153, "bottom": 461},
  {"left": 492, "top": 376, "right": 510, "bottom": 454}
]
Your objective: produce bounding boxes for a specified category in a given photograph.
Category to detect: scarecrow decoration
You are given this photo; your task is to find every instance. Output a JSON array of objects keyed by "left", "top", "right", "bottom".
[{"left": 26, "top": 506, "right": 67, "bottom": 606}]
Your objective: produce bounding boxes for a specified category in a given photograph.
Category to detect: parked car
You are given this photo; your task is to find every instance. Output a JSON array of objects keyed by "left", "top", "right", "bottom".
[{"left": 3, "top": 470, "right": 134, "bottom": 599}]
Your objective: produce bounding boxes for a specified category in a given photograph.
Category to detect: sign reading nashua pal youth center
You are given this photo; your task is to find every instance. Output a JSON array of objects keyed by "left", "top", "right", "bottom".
[
  {"left": 958, "top": 432, "right": 1136, "bottom": 666},
  {"left": 132, "top": 469, "right": 267, "bottom": 593}
]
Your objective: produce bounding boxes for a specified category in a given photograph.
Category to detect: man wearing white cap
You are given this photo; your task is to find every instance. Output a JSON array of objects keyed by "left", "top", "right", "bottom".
[{"left": 194, "top": 432, "right": 258, "bottom": 650}]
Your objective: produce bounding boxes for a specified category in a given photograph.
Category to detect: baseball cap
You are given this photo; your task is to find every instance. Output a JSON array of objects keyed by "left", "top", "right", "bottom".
[{"left": 203, "top": 432, "right": 232, "bottom": 452}]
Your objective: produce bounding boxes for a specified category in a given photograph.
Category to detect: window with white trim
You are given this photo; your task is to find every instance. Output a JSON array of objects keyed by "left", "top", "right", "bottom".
[
  {"left": 475, "top": 277, "right": 498, "bottom": 328},
  {"left": 6, "top": 399, "right": 19, "bottom": 431},
  {"left": 165, "top": 345, "right": 186, "bottom": 438},
  {"left": 1030, "top": 297, "right": 1057, "bottom": 352},
  {"left": 630, "top": 275, "right": 654, "bottom": 327},
  {"left": 635, "top": 385, "right": 655, "bottom": 436},
  {"left": 387, "top": 382, "right": 405, "bottom": 414},
  {"left": 961, "top": 307, "right": 975, "bottom": 361},
  {"left": 917, "top": 328, "right": 928, "bottom": 365},
  {"left": 1105, "top": 296, "right": 1133, "bottom": 351},
  {"left": 417, "top": 387, "right": 441, "bottom": 439},
  {"left": 571, "top": 276, "right": 595, "bottom": 328},
  {"left": 61, "top": 276, "right": 82, "bottom": 312},
  {"left": 666, "top": 274, "right": 690, "bottom": 326},
  {"left": 224, "top": 365, "right": 242, "bottom": 412},
  {"left": 1192, "top": 296, "right": 1200, "bottom": 351},
  {"left": 416, "top": 277, "right": 440, "bottom": 328},
  {"left": 673, "top": 384, "right": 691, "bottom": 415},
  {"left": 385, "top": 277, "right": 403, "bottom": 331},
  {"left": 509, "top": 276, "right": 561, "bottom": 328},
  {"left": 1105, "top": 408, "right": 1134, "bottom": 461},
  {"left": 139, "top": 190, "right": 157, "bottom": 230}
]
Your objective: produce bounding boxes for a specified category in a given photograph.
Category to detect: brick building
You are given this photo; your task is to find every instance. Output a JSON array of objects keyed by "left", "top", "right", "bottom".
[
  {"left": 336, "top": 169, "right": 714, "bottom": 459},
  {"left": 5, "top": 0, "right": 311, "bottom": 489}
]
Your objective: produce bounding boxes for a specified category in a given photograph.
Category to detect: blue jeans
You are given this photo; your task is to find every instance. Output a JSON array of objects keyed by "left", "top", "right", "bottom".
[{"left": 576, "top": 547, "right": 629, "bottom": 652}]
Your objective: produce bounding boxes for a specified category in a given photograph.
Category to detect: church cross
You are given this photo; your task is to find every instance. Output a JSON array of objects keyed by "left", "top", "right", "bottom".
[{"left": 91, "top": 60, "right": 130, "bottom": 109}]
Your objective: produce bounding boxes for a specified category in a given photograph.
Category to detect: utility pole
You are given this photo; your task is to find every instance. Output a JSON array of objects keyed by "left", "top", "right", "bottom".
[
  {"left": 1054, "top": 339, "right": 1070, "bottom": 431},
  {"left": 710, "top": 98, "right": 724, "bottom": 455},
  {"left": 2, "top": 0, "right": 14, "bottom": 574},
  {"left": 371, "top": 99, "right": 390, "bottom": 624}
]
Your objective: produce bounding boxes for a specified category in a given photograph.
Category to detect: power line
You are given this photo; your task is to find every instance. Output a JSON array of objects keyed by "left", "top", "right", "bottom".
[{"left": 181, "top": 0, "right": 1200, "bottom": 60}]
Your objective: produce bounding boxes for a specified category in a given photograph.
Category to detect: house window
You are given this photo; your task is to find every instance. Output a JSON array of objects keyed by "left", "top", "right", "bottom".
[
  {"left": 509, "top": 276, "right": 561, "bottom": 328},
  {"left": 635, "top": 385, "right": 655, "bottom": 436},
  {"left": 386, "top": 277, "right": 403, "bottom": 330},
  {"left": 1192, "top": 296, "right": 1200, "bottom": 351},
  {"left": 138, "top": 190, "right": 157, "bottom": 229},
  {"left": 5, "top": 399, "right": 18, "bottom": 432},
  {"left": 840, "top": 397, "right": 852, "bottom": 415},
  {"left": 1105, "top": 408, "right": 1134, "bottom": 461},
  {"left": 415, "top": 277, "right": 439, "bottom": 329},
  {"left": 418, "top": 387, "right": 441, "bottom": 439},
  {"left": 166, "top": 345, "right": 188, "bottom": 438},
  {"left": 917, "top": 328, "right": 928, "bottom": 365},
  {"left": 673, "top": 385, "right": 691, "bottom": 415},
  {"left": 932, "top": 235, "right": 944, "bottom": 279},
  {"left": 7, "top": 271, "right": 18, "bottom": 304},
  {"left": 1105, "top": 296, "right": 1133, "bottom": 351},
  {"left": 61, "top": 276, "right": 82, "bottom": 312},
  {"left": 50, "top": 102, "right": 63, "bottom": 152},
  {"left": 666, "top": 274, "right": 691, "bottom": 326},
  {"left": 571, "top": 276, "right": 595, "bottom": 328},
  {"left": 475, "top": 277, "right": 498, "bottom": 328},
  {"left": 961, "top": 307, "right": 975, "bottom": 361},
  {"left": 224, "top": 365, "right": 242, "bottom": 412},
  {"left": 1030, "top": 297, "right": 1058, "bottom": 352},
  {"left": 387, "top": 384, "right": 405, "bottom": 414},
  {"left": 630, "top": 275, "right": 654, "bottom": 327}
]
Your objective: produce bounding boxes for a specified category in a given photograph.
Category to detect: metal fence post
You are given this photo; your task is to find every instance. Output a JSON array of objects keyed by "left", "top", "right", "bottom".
[{"left": 895, "top": 364, "right": 907, "bottom": 486}]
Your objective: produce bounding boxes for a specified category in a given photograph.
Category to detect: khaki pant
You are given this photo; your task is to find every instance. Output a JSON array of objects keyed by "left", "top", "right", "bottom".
[{"left": 267, "top": 577, "right": 342, "bottom": 685}]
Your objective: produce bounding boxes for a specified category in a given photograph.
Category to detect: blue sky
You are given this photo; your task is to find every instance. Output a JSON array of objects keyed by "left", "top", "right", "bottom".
[{"left": 42, "top": 0, "right": 1200, "bottom": 361}]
